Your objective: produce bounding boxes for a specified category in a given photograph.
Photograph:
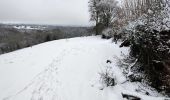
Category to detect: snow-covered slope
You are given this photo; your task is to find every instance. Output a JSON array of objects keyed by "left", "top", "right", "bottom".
[{"left": 0, "top": 36, "right": 168, "bottom": 100}]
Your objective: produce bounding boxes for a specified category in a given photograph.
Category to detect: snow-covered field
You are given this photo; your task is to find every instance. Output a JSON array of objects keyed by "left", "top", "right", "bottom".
[
  {"left": 13, "top": 25, "right": 46, "bottom": 30},
  {"left": 0, "top": 36, "right": 168, "bottom": 100}
]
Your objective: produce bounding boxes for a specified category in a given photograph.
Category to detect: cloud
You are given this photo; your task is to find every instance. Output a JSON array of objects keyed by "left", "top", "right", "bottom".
[{"left": 0, "top": 0, "right": 90, "bottom": 26}]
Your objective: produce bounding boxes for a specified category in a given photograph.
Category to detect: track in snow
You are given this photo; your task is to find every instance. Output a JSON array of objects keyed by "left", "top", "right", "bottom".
[{"left": 0, "top": 36, "right": 167, "bottom": 100}]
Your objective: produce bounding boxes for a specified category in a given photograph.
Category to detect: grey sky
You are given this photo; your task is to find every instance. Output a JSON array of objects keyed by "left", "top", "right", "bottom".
[{"left": 0, "top": 0, "right": 91, "bottom": 26}]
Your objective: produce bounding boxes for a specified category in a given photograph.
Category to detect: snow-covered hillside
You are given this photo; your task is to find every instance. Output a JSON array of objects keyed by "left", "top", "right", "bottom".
[{"left": 0, "top": 36, "right": 168, "bottom": 100}]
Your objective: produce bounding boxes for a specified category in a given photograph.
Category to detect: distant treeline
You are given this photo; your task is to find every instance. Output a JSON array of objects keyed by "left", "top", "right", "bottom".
[{"left": 0, "top": 24, "right": 94, "bottom": 54}]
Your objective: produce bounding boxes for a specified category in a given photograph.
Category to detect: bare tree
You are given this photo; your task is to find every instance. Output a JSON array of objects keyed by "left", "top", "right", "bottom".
[
  {"left": 89, "top": 0, "right": 101, "bottom": 35},
  {"left": 89, "top": 0, "right": 118, "bottom": 34}
]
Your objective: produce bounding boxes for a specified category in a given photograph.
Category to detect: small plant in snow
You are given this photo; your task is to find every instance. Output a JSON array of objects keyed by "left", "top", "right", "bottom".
[{"left": 99, "top": 66, "right": 115, "bottom": 87}]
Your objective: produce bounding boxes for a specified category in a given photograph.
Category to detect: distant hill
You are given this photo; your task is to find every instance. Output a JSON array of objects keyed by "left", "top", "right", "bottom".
[{"left": 0, "top": 24, "right": 94, "bottom": 54}]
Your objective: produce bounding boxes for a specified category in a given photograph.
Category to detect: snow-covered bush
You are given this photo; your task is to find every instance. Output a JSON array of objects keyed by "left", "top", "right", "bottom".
[
  {"left": 115, "top": 18, "right": 145, "bottom": 42},
  {"left": 118, "top": 15, "right": 170, "bottom": 93},
  {"left": 101, "top": 28, "right": 113, "bottom": 39},
  {"left": 128, "top": 25, "right": 170, "bottom": 94},
  {"left": 99, "top": 66, "right": 115, "bottom": 87}
]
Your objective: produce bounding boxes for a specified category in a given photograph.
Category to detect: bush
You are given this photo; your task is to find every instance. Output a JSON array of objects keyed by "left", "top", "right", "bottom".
[
  {"left": 128, "top": 25, "right": 170, "bottom": 94},
  {"left": 101, "top": 28, "right": 113, "bottom": 39},
  {"left": 99, "top": 66, "right": 115, "bottom": 87}
]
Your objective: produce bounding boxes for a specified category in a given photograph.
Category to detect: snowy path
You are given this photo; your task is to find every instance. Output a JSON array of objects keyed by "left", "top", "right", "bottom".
[{"left": 0, "top": 36, "right": 167, "bottom": 100}]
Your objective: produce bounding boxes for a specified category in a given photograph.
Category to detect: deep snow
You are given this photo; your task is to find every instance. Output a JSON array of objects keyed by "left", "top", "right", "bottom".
[{"left": 0, "top": 36, "right": 168, "bottom": 100}]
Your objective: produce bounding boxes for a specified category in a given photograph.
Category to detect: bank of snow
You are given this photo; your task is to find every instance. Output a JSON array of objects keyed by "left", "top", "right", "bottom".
[{"left": 0, "top": 36, "right": 167, "bottom": 100}]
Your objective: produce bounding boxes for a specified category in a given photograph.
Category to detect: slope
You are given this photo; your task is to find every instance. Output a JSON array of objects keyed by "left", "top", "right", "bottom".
[{"left": 0, "top": 36, "right": 167, "bottom": 100}]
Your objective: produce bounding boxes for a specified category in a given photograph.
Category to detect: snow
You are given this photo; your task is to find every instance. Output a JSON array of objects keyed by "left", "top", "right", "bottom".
[
  {"left": 13, "top": 26, "right": 46, "bottom": 30},
  {"left": 148, "top": 9, "right": 153, "bottom": 14},
  {"left": 0, "top": 36, "right": 168, "bottom": 100}
]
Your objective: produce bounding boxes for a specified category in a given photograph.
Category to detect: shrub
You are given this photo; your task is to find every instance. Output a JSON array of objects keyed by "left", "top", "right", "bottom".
[
  {"left": 99, "top": 66, "right": 115, "bottom": 87},
  {"left": 128, "top": 25, "right": 170, "bottom": 94}
]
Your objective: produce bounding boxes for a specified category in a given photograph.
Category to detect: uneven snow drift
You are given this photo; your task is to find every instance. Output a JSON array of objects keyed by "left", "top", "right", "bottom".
[{"left": 0, "top": 36, "right": 168, "bottom": 100}]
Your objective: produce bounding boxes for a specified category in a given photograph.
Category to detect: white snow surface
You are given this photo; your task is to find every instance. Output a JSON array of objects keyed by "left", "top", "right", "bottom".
[
  {"left": 0, "top": 36, "right": 168, "bottom": 100},
  {"left": 13, "top": 26, "right": 46, "bottom": 30}
]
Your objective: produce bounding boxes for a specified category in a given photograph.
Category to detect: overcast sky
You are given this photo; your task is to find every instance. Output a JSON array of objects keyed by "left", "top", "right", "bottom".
[{"left": 0, "top": 0, "right": 91, "bottom": 26}]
